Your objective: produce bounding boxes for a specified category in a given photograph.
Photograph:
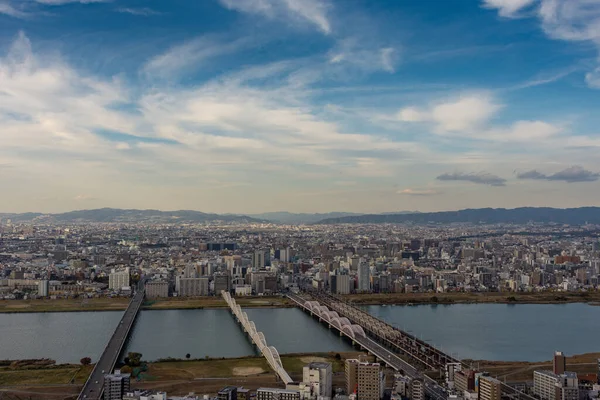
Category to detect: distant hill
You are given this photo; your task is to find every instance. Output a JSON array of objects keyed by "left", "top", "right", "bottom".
[
  {"left": 252, "top": 211, "right": 419, "bottom": 224},
  {"left": 315, "top": 207, "right": 600, "bottom": 225},
  {"left": 0, "top": 208, "right": 263, "bottom": 224}
]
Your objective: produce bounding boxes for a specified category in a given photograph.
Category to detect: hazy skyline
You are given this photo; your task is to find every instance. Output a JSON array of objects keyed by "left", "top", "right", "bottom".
[{"left": 1, "top": 0, "right": 600, "bottom": 214}]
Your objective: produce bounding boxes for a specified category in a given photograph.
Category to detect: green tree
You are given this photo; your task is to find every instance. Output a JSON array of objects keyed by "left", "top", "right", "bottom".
[
  {"left": 127, "top": 352, "right": 142, "bottom": 367},
  {"left": 80, "top": 357, "right": 92, "bottom": 366},
  {"left": 185, "top": 353, "right": 191, "bottom": 360}
]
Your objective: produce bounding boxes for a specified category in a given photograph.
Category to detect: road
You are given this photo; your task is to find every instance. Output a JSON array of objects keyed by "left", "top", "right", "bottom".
[{"left": 77, "top": 289, "right": 145, "bottom": 400}]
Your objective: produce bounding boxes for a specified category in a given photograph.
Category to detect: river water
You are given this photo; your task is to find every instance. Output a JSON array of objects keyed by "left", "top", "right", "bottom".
[{"left": 0, "top": 303, "right": 598, "bottom": 364}]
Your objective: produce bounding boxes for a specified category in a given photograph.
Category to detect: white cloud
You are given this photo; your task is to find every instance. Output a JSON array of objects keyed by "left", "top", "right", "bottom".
[
  {"left": 486, "top": 120, "right": 561, "bottom": 141},
  {"left": 328, "top": 38, "right": 399, "bottom": 74},
  {"left": 398, "top": 188, "right": 441, "bottom": 196},
  {"left": 33, "top": 0, "right": 106, "bottom": 4},
  {"left": 397, "top": 93, "right": 501, "bottom": 133},
  {"left": 380, "top": 48, "right": 397, "bottom": 73},
  {"left": 218, "top": 0, "right": 331, "bottom": 34},
  {"left": 0, "top": 1, "right": 30, "bottom": 17},
  {"left": 116, "top": 7, "right": 161, "bottom": 16},
  {"left": 484, "top": 0, "right": 600, "bottom": 89},
  {"left": 142, "top": 36, "right": 249, "bottom": 79},
  {"left": 482, "top": 0, "right": 537, "bottom": 17}
]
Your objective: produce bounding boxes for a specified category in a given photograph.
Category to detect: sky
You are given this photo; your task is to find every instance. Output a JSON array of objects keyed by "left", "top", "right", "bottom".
[{"left": 1, "top": 0, "right": 600, "bottom": 214}]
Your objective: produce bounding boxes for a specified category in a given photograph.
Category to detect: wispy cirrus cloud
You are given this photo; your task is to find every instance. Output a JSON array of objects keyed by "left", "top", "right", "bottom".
[
  {"left": 328, "top": 38, "right": 399, "bottom": 74},
  {"left": 142, "top": 35, "right": 250, "bottom": 79},
  {"left": 517, "top": 166, "right": 600, "bottom": 182},
  {"left": 116, "top": 7, "right": 161, "bottom": 16},
  {"left": 437, "top": 172, "right": 507, "bottom": 186},
  {"left": 482, "top": 0, "right": 537, "bottom": 17},
  {"left": 0, "top": 1, "right": 30, "bottom": 18},
  {"left": 483, "top": 0, "right": 600, "bottom": 89},
  {"left": 398, "top": 188, "right": 441, "bottom": 196},
  {"left": 218, "top": 0, "right": 331, "bottom": 34}
]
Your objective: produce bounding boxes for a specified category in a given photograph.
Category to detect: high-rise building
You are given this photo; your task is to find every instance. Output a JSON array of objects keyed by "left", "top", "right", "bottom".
[
  {"left": 478, "top": 376, "right": 502, "bottom": 400},
  {"left": 145, "top": 281, "right": 169, "bottom": 298},
  {"left": 214, "top": 273, "right": 231, "bottom": 294},
  {"left": 358, "top": 262, "right": 370, "bottom": 292},
  {"left": 350, "top": 256, "right": 360, "bottom": 271},
  {"left": 109, "top": 268, "right": 130, "bottom": 290},
  {"left": 179, "top": 277, "right": 209, "bottom": 296},
  {"left": 534, "top": 370, "right": 579, "bottom": 400},
  {"left": 345, "top": 359, "right": 383, "bottom": 400},
  {"left": 554, "top": 351, "right": 566, "bottom": 375},
  {"left": 256, "top": 388, "right": 300, "bottom": 400},
  {"left": 411, "top": 378, "right": 424, "bottom": 400},
  {"left": 302, "top": 362, "right": 332, "bottom": 399},
  {"left": 218, "top": 386, "right": 238, "bottom": 400},
  {"left": 38, "top": 280, "right": 49, "bottom": 297},
  {"left": 455, "top": 369, "right": 476, "bottom": 394},
  {"left": 104, "top": 370, "right": 131, "bottom": 400},
  {"left": 253, "top": 250, "right": 271, "bottom": 269}
]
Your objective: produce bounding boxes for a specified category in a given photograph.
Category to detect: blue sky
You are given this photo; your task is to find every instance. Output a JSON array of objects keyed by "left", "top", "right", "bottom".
[{"left": 1, "top": 0, "right": 600, "bottom": 214}]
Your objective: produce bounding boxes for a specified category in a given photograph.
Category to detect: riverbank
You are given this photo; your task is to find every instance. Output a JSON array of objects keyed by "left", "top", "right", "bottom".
[
  {"left": 0, "top": 296, "right": 292, "bottom": 314},
  {"left": 342, "top": 291, "right": 600, "bottom": 306},
  {"left": 0, "top": 352, "right": 359, "bottom": 399},
  {"left": 1, "top": 291, "right": 599, "bottom": 314}
]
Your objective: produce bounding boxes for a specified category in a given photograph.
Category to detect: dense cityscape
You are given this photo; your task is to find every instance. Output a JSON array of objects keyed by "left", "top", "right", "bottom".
[
  {"left": 2, "top": 0, "right": 600, "bottom": 399},
  {"left": 0, "top": 216, "right": 599, "bottom": 400}
]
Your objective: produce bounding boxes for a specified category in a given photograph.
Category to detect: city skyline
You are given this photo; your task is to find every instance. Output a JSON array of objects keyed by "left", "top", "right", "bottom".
[{"left": 1, "top": 0, "right": 600, "bottom": 214}]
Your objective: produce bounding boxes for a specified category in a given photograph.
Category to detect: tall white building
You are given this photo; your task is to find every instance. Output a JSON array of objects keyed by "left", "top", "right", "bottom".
[
  {"left": 357, "top": 262, "right": 370, "bottom": 292},
  {"left": 109, "top": 267, "right": 130, "bottom": 290},
  {"left": 534, "top": 370, "right": 579, "bottom": 400},
  {"left": 302, "top": 362, "right": 332, "bottom": 399},
  {"left": 38, "top": 280, "right": 49, "bottom": 297}
]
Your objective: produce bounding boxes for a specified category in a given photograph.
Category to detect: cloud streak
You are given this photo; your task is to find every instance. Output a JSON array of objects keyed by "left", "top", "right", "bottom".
[
  {"left": 116, "top": 7, "right": 161, "bottom": 16},
  {"left": 398, "top": 188, "right": 441, "bottom": 196},
  {"left": 483, "top": 0, "right": 600, "bottom": 89},
  {"left": 218, "top": 0, "right": 331, "bottom": 34},
  {"left": 437, "top": 172, "right": 507, "bottom": 186},
  {"left": 517, "top": 166, "right": 600, "bottom": 182}
]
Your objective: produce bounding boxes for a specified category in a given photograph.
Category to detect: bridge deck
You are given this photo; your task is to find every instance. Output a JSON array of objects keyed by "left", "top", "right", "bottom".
[
  {"left": 222, "top": 291, "right": 293, "bottom": 384},
  {"left": 78, "top": 289, "right": 145, "bottom": 400},
  {"left": 288, "top": 292, "right": 537, "bottom": 400}
]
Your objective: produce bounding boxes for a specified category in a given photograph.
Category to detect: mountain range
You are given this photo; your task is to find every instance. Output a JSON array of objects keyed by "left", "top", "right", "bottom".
[
  {"left": 1, "top": 207, "right": 599, "bottom": 225},
  {"left": 315, "top": 207, "right": 600, "bottom": 225},
  {"left": 0, "top": 208, "right": 263, "bottom": 224},
  {"left": 250, "top": 211, "right": 419, "bottom": 224}
]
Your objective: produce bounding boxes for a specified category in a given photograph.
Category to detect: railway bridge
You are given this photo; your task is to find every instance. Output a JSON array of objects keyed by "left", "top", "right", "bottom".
[{"left": 288, "top": 290, "right": 536, "bottom": 400}]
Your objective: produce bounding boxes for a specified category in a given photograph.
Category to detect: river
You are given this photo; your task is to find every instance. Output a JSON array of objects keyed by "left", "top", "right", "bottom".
[{"left": 0, "top": 303, "right": 598, "bottom": 364}]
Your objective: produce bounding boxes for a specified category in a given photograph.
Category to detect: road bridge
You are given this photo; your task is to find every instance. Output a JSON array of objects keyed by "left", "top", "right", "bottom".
[
  {"left": 78, "top": 285, "right": 145, "bottom": 400},
  {"left": 222, "top": 291, "right": 293, "bottom": 385},
  {"left": 288, "top": 291, "right": 536, "bottom": 400}
]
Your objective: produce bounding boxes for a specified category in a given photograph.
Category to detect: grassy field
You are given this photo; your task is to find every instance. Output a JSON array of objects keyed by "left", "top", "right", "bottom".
[
  {"left": 144, "top": 296, "right": 292, "bottom": 310},
  {"left": 467, "top": 352, "right": 600, "bottom": 382},
  {"left": 341, "top": 291, "right": 600, "bottom": 305},
  {"left": 0, "top": 297, "right": 130, "bottom": 313},
  {"left": 0, "top": 296, "right": 291, "bottom": 314},
  {"left": 0, "top": 364, "right": 92, "bottom": 386}
]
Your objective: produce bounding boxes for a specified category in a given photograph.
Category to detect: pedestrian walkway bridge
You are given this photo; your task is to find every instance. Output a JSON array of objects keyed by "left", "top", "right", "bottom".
[{"left": 221, "top": 291, "right": 293, "bottom": 385}]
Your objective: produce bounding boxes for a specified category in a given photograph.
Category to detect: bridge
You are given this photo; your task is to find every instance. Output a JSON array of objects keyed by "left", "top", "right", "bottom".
[
  {"left": 222, "top": 291, "right": 293, "bottom": 385},
  {"left": 78, "top": 285, "right": 145, "bottom": 400},
  {"left": 288, "top": 291, "right": 536, "bottom": 400}
]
